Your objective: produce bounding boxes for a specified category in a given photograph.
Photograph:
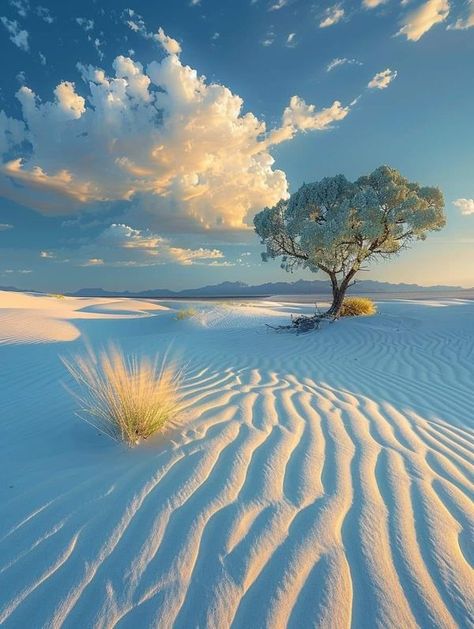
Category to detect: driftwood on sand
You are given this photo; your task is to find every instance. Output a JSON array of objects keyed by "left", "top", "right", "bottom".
[{"left": 266, "top": 305, "right": 337, "bottom": 334}]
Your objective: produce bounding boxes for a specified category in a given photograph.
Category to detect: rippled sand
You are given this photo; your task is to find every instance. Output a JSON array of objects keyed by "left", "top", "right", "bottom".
[{"left": 0, "top": 291, "right": 472, "bottom": 628}]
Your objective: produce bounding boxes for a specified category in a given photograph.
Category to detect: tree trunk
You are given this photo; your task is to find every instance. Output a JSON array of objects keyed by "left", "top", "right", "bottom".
[
  {"left": 326, "top": 286, "right": 346, "bottom": 317},
  {"left": 325, "top": 270, "right": 357, "bottom": 318}
]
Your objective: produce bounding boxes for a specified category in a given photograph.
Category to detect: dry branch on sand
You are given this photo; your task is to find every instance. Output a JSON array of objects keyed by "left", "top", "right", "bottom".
[
  {"left": 268, "top": 296, "right": 376, "bottom": 333},
  {"left": 62, "top": 346, "right": 183, "bottom": 446}
]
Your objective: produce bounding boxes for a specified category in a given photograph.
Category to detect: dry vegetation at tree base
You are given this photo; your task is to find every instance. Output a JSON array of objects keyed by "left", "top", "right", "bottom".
[
  {"left": 340, "top": 296, "right": 377, "bottom": 317},
  {"left": 62, "top": 347, "right": 183, "bottom": 446}
]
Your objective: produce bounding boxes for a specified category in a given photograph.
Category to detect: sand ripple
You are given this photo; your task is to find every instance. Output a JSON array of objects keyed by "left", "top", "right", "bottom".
[{"left": 0, "top": 294, "right": 473, "bottom": 628}]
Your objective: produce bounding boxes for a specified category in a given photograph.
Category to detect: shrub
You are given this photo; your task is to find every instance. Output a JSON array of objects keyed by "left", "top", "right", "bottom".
[
  {"left": 62, "top": 346, "right": 183, "bottom": 446},
  {"left": 340, "top": 296, "right": 377, "bottom": 317},
  {"left": 176, "top": 307, "right": 198, "bottom": 320},
  {"left": 48, "top": 293, "right": 65, "bottom": 299}
]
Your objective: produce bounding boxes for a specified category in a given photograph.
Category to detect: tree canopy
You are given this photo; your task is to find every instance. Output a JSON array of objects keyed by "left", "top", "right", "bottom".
[{"left": 254, "top": 165, "right": 445, "bottom": 317}]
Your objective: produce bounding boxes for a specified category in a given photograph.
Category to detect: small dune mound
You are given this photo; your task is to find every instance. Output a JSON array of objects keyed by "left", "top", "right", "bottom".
[{"left": 340, "top": 296, "right": 377, "bottom": 317}]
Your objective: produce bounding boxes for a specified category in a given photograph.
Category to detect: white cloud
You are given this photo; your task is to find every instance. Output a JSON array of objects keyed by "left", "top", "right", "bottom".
[
  {"left": 40, "top": 250, "right": 55, "bottom": 258},
  {"left": 80, "top": 258, "right": 104, "bottom": 266},
  {"left": 10, "top": 0, "right": 29, "bottom": 17},
  {"left": 363, "top": 0, "right": 388, "bottom": 8},
  {"left": 156, "top": 27, "right": 181, "bottom": 54},
  {"left": 0, "top": 110, "right": 25, "bottom": 156},
  {"left": 453, "top": 198, "right": 474, "bottom": 215},
  {"left": 326, "top": 57, "right": 362, "bottom": 72},
  {"left": 398, "top": 0, "right": 449, "bottom": 41},
  {"left": 319, "top": 5, "right": 345, "bottom": 28},
  {"left": 261, "top": 29, "right": 276, "bottom": 45},
  {"left": 36, "top": 6, "right": 54, "bottom": 24},
  {"left": 281, "top": 96, "right": 350, "bottom": 131},
  {"left": 0, "top": 31, "right": 351, "bottom": 233},
  {"left": 76, "top": 17, "right": 94, "bottom": 31},
  {"left": 123, "top": 10, "right": 181, "bottom": 53},
  {"left": 285, "top": 32, "right": 297, "bottom": 47},
  {"left": 0, "top": 17, "right": 29, "bottom": 51},
  {"left": 447, "top": 0, "right": 474, "bottom": 29},
  {"left": 368, "top": 68, "right": 398, "bottom": 89},
  {"left": 39, "top": 52, "right": 46, "bottom": 65},
  {"left": 85, "top": 223, "right": 226, "bottom": 266},
  {"left": 269, "top": 0, "right": 289, "bottom": 10},
  {"left": 0, "top": 223, "right": 13, "bottom": 230}
]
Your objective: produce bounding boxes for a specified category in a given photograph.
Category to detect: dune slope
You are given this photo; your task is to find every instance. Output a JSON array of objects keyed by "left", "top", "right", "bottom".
[{"left": 0, "top": 292, "right": 473, "bottom": 628}]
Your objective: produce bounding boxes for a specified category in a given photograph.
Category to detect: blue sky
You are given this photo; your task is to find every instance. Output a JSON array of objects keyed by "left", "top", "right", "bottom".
[{"left": 0, "top": 0, "right": 473, "bottom": 291}]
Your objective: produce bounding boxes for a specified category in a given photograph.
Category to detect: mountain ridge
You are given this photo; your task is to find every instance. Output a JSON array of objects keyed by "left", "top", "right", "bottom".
[
  {"left": 66, "top": 279, "right": 470, "bottom": 298},
  {"left": 2, "top": 279, "right": 471, "bottom": 298}
]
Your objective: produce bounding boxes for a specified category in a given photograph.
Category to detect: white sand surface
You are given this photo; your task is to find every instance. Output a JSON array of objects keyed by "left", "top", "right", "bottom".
[{"left": 0, "top": 290, "right": 473, "bottom": 628}]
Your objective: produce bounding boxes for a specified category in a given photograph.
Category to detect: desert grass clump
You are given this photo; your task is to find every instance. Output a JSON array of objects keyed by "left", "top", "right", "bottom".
[
  {"left": 176, "top": 307, "right": 198, "bottom": 320},
  {"left": 62, "top": 346, "right": 183, "bottom": 446},
  {"left": 48, "top": 293, "right": 65, "bottom": 299},
  {"left": 340, "top": 296, "right": 377, "bottom": 317}
]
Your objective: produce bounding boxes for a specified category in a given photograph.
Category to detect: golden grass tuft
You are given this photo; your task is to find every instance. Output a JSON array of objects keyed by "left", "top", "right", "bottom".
[
  {"left": 340, "top": 296, "right": 377, "bottom": 317},
  {"left": 62, "top": 346, "right": 183, "bottom": 446},
  {"left": 176, "top": 307, "right": 198, "bottom": 320},
  {"left": 48, "top": 293, "right": 65, "bottom": 299}
]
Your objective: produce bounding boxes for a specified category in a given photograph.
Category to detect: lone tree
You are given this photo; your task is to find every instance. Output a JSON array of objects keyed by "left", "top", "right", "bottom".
[{"left": 254, "top": 165, "right": 445, "bottom": 321}]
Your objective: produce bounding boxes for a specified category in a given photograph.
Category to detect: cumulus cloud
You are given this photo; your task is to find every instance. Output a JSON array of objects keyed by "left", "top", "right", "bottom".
[
  {"left": 326, "top": 57, "right": 362, "bottom": 72},
  {"left": 447, "top": 0, "right": 474, "bottom": 29},
  {"left": 0, "top": 110, "right": 25, "bottom": 156},
  {"left": 285, "top": 33, "right": 297, "bottom": 47},
  {"left": 281, "top": 96, "right": 349, "bottom": 132},
  {"left": 319, "top": 5, "right": 345, "bottom": 28},
  {"left": 398, "top": 0, "right": 449, "bottom": 41},
  {"left": 368, "top": 68, "right": 398, "bottom": 89},
  {"left": 453, "top": 198, "right": 474, "bottom": 215},
  {"left": 0, "top": 30, "right": 351, "bottom": 233},
  {"left": 78, "top": 223, "right": 226, "bottom": 267},
  {"left": 155, "top": 27, "right": 181, "bottom": 54},
  {"left": 0, "top": 16, "right": 29, "bottom": 51}
]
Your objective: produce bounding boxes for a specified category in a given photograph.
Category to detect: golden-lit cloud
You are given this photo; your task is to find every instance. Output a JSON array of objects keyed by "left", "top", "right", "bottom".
[
  {"left": 453, "top": 198, "right": 474, "bottom": 215},
  {"left": 398, "top": 0, "right": 449, "bottom": 41},
  {"left": 368, "top": 68, "right": 398, "bottom": 89},
  {"left": 0, "top": 30, "right": 352, "bottom": 232}
]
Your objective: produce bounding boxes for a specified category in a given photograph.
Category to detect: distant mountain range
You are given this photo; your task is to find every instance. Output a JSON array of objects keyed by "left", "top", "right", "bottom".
[
  {"left": 2, "top": 279, "right": 471, "bottom": 298},
  {"left": 61, "top": 279, "right": 471, "bottom": 298}
]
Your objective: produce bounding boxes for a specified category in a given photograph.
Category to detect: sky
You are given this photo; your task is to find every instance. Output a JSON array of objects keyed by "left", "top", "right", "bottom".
[{"left": 0, "top": 0, "right": 473, "bottom": 292}]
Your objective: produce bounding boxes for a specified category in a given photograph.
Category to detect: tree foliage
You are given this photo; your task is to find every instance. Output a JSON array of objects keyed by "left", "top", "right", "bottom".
[{"left": 254, "top": 165, "right": 445, "bottom": 317}]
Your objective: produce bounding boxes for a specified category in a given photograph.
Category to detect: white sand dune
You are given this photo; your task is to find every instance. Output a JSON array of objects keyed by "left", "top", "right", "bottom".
[{"left": 0, "top": 291, "right": 472, "bottom": 628}]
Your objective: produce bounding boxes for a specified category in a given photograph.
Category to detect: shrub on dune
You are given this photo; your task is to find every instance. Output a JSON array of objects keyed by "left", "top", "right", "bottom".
[
  {"left": 176, "top": 308, "right": 198, "bottom": 320},
  {"left": 62, "top": 346, "right": 183, "bottom": 446},
  {"left": 340, "top": 297, "right": 377, "bottom": 317}
]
